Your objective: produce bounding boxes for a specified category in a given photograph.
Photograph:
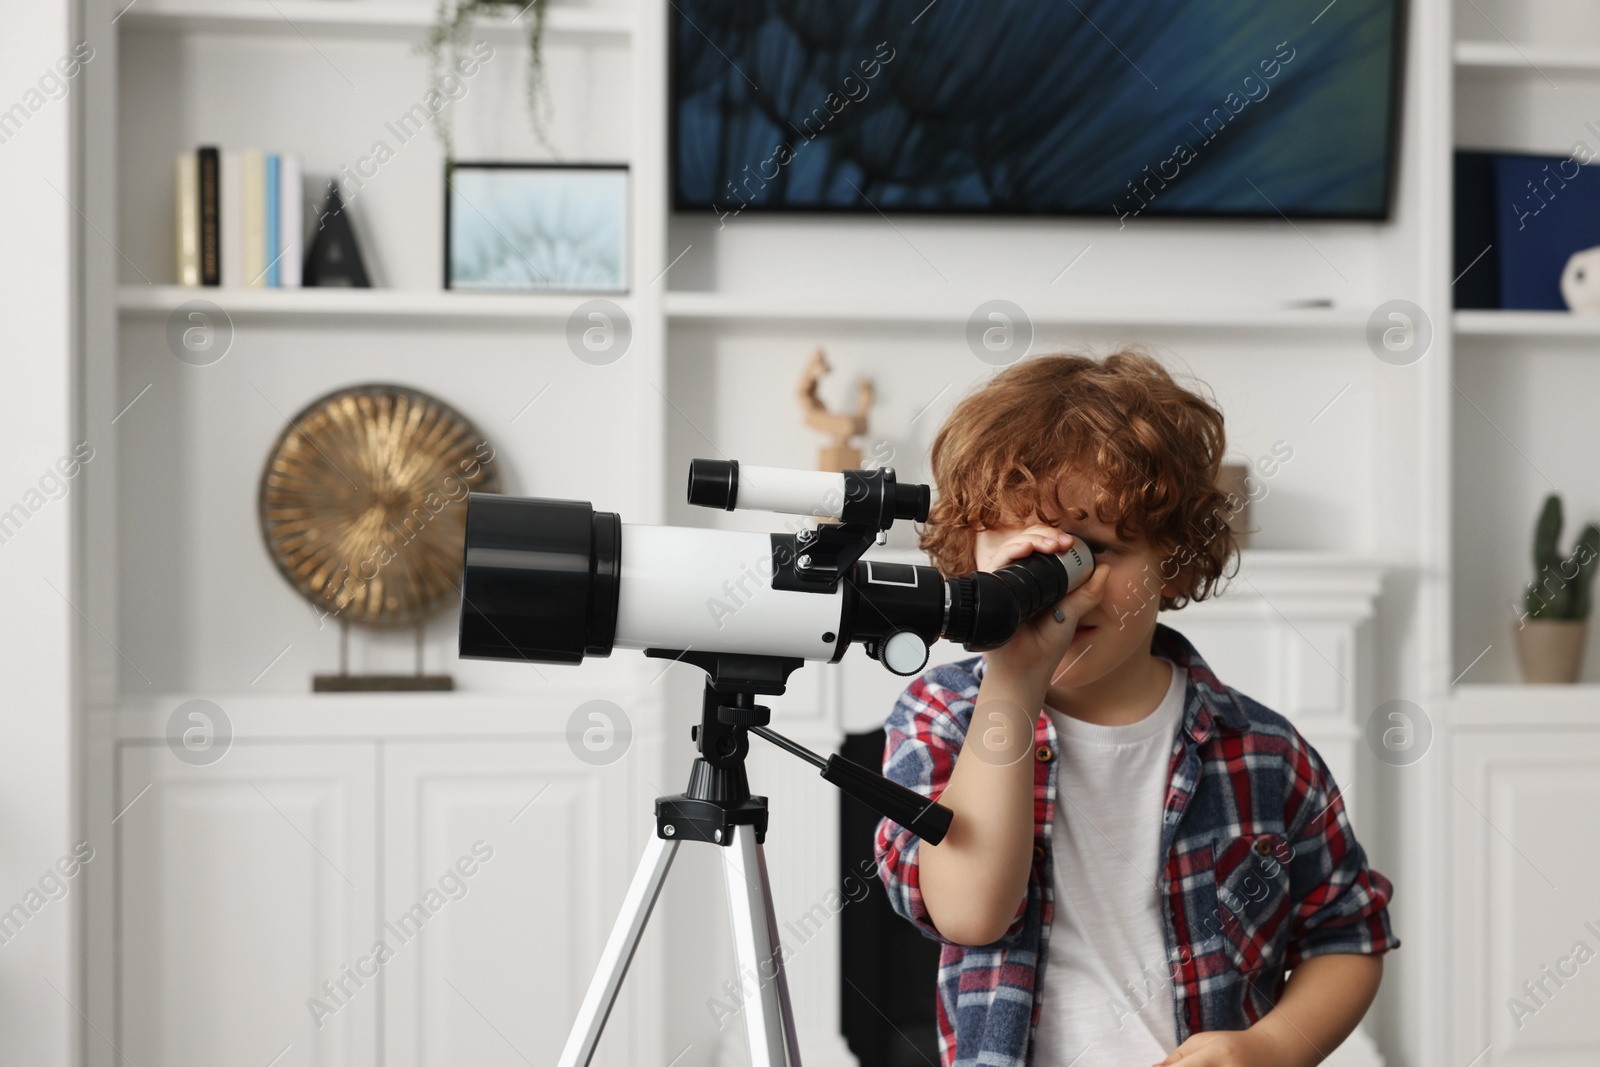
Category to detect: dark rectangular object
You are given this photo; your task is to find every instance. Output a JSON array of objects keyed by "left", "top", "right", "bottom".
[
  {"left": 1453, "top": 151, "right": 1499, "bottom": 308},
  {"left": 1493, "top": 152, "right": 1600, "bottom": 310},
  {"left": 839, "top": 728, "right": 941, "bottom": 1066},
  {"left": 671, "top": 0, "right": 1403, "bottom": 219},
  {"left": 313, "top": 674, "right": 455, "bottom": 692},
  {"left": 198, "top": 145, "right": 220, "bottom": 286}
]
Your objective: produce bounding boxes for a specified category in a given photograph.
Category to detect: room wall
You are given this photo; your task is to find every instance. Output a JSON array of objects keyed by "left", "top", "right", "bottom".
[{"left": 0, "top": 0, "right": 81, "bottom": 1062}]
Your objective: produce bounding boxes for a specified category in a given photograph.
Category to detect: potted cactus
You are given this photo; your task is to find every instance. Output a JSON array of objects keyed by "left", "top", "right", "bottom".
[{"left": 1514, "top": 494, "right": 1600, "bottom": 683}]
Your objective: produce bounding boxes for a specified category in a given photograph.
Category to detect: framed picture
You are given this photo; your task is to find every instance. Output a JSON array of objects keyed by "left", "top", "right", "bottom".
[{"left": 444, "top": 162, "right": 628, "bottom": 292}]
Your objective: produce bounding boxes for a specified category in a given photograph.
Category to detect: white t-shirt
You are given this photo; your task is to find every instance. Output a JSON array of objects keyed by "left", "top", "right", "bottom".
[{"left": 1029, "top": 656, "right": 1185, "bottom": 1065}]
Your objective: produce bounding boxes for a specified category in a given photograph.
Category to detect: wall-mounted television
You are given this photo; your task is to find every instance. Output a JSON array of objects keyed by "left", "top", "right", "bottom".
[{"left": 671, "top": 0, "right": 1402, "bottom": 221}]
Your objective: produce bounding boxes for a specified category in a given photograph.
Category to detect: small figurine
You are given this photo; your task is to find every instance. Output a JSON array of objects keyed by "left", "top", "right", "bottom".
[{"left": 797, "top": 348, "right": 874, "bottom": 473}]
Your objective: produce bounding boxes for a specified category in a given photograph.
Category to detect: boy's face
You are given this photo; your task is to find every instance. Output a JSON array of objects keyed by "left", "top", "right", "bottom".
[{"left": 971, "top": 474, "right": 1177, "bottom": 685}]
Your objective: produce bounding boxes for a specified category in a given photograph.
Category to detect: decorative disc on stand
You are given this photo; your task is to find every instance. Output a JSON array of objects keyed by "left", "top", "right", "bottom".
[{"left": 258, "top": 383, "right": 501, "bottom": 690}]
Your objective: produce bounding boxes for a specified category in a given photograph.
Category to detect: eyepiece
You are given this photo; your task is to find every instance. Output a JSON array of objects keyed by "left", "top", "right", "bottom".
[
  {"left": 942, "top": 542, "right": 1094, "bottom": 651},
  {"left": 687, "top": 458, "right": 738, "bottom": 511},
  {"left": 896, "top": 481, "right": 930, "bottom": 523}
]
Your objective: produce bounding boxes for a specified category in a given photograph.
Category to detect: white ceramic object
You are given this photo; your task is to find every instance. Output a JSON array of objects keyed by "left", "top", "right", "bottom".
[{"left": 1560, "top": 246, "right": 1600, "bottom": 313}]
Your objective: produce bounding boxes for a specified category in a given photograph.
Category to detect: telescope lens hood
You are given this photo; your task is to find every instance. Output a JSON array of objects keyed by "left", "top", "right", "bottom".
[{"left": 458, "top": 494, "right": 621, "bottom": 663}]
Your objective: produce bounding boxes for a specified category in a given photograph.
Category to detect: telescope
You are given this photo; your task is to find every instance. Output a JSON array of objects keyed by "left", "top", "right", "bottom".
[
  {"left": 459, "top": 458, "right": 1095, "bottom": 677},
  {"left": 456, "top": 459, "right": 1094, "bottom": 1067}
]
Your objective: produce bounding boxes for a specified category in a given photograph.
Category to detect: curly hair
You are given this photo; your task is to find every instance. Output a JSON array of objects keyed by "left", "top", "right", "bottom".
[{"left": 918, "top": 349, "right": 1242, "bottom": 611}]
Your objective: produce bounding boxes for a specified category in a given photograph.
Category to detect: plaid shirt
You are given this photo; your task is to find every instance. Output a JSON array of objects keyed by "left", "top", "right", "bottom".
[{"left": 873, "top": 622, "right": 1399, "bottom": 1067}]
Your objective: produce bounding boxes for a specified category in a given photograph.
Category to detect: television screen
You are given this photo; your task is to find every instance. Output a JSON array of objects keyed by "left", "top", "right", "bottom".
[{"left": 671, "top": 0, "right": 1400, "bottom": 220}]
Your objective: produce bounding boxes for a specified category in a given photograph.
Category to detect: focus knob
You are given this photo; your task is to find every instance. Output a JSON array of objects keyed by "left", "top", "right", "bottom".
[{"left": 880, "top": 631, "right": 929, "bottom": 676}]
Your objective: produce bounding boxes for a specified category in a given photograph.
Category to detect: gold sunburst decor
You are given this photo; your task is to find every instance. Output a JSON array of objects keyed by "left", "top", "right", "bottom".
[{"left": 258, "top": 384, "right": 501, "bottom": 630}]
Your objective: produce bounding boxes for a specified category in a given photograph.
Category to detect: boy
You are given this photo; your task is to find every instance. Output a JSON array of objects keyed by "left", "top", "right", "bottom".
[{"left": 873, "top": 351, "right": 1398, "bottom": 1067}]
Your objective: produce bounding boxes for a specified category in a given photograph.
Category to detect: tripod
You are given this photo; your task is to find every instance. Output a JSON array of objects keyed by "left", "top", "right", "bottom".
[{"left": 555, "top": 650, "right": 953, "bottom": 1067}]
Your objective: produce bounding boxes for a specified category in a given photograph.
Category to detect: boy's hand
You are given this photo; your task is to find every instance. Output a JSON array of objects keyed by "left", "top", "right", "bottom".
[
  {"left": 1152, "top": 954, "right": 1383, "bottom": 1067},
  {"left": 976, "top": 524, "right": 1110, "bottom": 690},
  {"left": 1151, "top": 1025, "right": 1286, "bottom": 1067}
]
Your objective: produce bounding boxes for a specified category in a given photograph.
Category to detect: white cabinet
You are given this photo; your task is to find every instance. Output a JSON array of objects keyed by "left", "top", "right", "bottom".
[
  {"left": 1444, "top": 692, "right": 1600, "bottom": 1067},
  {"left": 114, "top": 741, "right": 378, "bottom": 1067},
  {"left": 89, "top": 698, "right": 661, "bottom": 1067},
  {"left": 380, "top": 739, "right": 641, "bottom": 1067}
]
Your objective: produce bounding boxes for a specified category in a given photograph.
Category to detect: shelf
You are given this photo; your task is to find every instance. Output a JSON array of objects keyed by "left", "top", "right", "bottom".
[
  {"left": 663, "top": 291, "right": 1369, "bottom": 333},
  {"left": 116, "top": 0, "right": 634, "bottom": 41},
  {"left": 1448, "top": 684, "right": 1600, "bottom": 727},
  {"left": 117, "top": 283, "right": 633, "bottom": 323},
  {"left": 1453, "top": 309, "right": 1600, "bottom": 338},
  {"left": 119, "top": 286, "right": 1374, "bottom": 332},
  {"left": 1454, "top": 40, "right": 1600, "bottom": 75}
]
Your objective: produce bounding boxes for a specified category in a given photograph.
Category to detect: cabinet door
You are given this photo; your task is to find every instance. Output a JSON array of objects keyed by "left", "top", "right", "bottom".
[
  {"left": 1450, "top": 726, "right": 1600, "bottom": 1066},
  {"left": 380, "top": 739, "right": 644, "bottom": 1067},
  {"left": 116, "top": 740, "right": 378, "bottom": 1067}
]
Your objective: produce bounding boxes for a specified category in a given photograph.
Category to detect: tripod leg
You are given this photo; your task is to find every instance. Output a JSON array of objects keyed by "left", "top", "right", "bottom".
[
  {"left": 752, "top": 829, "right": 804, "bottom": 1067},
  {"left": 558, "top": 831, "right": 680, "bottom": 1067},
  {"left": 723, "top": 824, "right": 803, "bottom": 1067}
]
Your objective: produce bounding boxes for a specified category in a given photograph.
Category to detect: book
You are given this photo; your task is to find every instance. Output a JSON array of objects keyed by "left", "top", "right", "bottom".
[
  {"left": 1493, "top": 153, "right": 1600, "bottom": 310},
  {"left": 1452, "top": 151, "right": 1499, "bottom": 309},
  {"left": 241, "top": 149, "right": 266, "bottom": 287},
  {"left": 220, "top": 149, "right": 243, "bottom": 287},
  {"left": 175, "top": 152, "right": 199, "bottom": 286},
  {"left": 198, "top": 146, "right": 220, "bottom": 286},
  {"left": 278, "top": 154, "right": 302, "bottom": 288},
  {"left": 265, "top": 153, "right": 280, "bottom": 287}
]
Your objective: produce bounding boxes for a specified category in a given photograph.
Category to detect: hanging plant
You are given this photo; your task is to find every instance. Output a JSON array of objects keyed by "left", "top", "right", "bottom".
[{"left": 420, "top": 0, "right": 555, "bottom": 162}]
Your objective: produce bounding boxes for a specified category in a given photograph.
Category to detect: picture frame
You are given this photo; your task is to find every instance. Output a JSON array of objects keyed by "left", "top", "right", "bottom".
[{"left": 444, "top": 162, "right": 629, "bottom": 293}]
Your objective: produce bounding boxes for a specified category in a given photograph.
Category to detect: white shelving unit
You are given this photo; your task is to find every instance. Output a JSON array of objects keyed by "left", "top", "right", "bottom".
[
  {"left": 82, "top": 2, "right": 670, "bottom": 1066},
  {"left": 84, "top": 0, "right": 1446, "bottom": 1060},
  {"left": 75, "top": 0, "right": 1600, "bottom": 1065}
]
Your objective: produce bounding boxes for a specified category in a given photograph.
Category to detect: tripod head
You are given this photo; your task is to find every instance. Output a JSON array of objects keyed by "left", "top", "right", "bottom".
[{"left": 649, "top": 648, "right": 954, "bottom": 847}]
